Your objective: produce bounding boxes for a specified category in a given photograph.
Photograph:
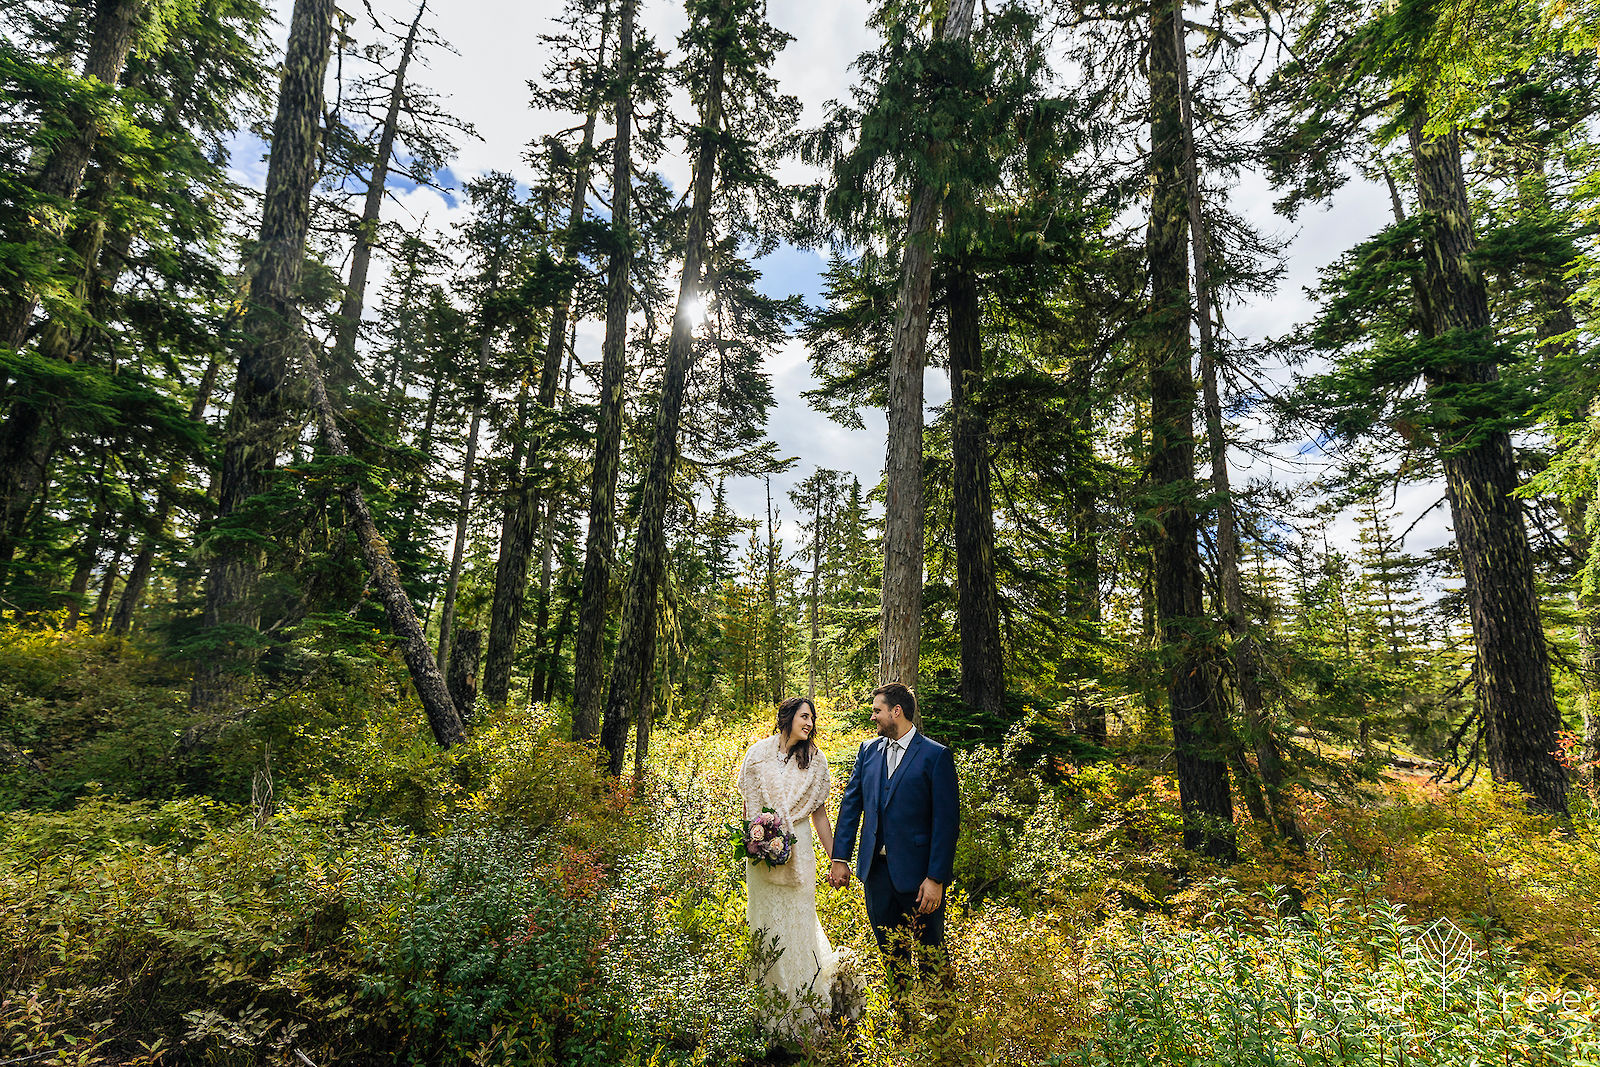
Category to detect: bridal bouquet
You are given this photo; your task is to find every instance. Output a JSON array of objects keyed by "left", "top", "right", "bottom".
[{"left": 731, "top": 807, "right": 796, "bottom": 868}]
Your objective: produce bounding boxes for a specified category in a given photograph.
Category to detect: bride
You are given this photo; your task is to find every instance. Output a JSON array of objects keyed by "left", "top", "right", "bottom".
[{"left": 736, "top": 696, "right": 861, "bottom": 1034}]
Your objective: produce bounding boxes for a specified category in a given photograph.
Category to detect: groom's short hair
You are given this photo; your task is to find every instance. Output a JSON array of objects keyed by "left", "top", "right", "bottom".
[{"left": 872, "top": 682, "right": 918, "bottom": 726}]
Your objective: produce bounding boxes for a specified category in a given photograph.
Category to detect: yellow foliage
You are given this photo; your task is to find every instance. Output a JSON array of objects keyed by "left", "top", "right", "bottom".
[{"left": 1301, "top": 780, "right": 1600, "bottom": 984}]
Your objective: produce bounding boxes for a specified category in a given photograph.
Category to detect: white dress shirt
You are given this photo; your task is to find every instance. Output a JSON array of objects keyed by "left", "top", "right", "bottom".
[
  {"left": 885, "top": 725, "right": 916, "bottom": 779},
  {"left": 876, "top": 726, "right": 918, "bottom": 856}
]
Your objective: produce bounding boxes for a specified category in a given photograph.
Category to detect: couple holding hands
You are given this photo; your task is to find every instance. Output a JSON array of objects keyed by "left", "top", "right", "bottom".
[{"left": 735, "top": 683, "right": 960, "bottom": 1035}]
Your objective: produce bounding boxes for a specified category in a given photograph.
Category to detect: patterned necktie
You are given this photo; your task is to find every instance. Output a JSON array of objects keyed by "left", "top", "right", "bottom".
[{"left": 886, "top": 739, "right": 902, "bottom": 779}]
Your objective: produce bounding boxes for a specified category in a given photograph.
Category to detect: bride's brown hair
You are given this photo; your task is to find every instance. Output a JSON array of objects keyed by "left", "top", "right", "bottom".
[{"left": 776, "top": 696, "right": 818, "bottom": 770}]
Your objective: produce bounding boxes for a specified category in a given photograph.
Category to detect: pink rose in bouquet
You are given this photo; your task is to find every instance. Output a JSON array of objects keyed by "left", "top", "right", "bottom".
[{"left": 729, "top": 807, "right": 795, "bottom": 868}]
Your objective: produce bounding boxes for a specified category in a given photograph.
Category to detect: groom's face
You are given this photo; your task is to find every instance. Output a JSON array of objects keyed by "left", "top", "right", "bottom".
[{"left": 871, "top": 695, "right": 901, "bottom": 738}]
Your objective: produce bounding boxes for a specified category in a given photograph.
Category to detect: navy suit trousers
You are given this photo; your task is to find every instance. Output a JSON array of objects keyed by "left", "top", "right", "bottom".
[{"left": 864, "top": 852, "right": 947, "bottom": 992}]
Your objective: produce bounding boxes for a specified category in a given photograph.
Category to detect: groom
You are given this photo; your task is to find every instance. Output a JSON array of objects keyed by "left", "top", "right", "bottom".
[{"left": 828, "top": 682, "right": 959, "bottom": 993}]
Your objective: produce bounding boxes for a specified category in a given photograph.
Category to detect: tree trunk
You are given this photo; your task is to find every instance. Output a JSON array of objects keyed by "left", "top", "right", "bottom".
[
  {"left": 447, "top": 626, "right": 481, "bottom": 724},
  {"left": 1174, "top": 12, "right": 1301, "bottom": 850},
  {"left": 808, "top": 484, "right": 822, "bottom": 701},
  {"left": 111, "top": 520, "right": 156, "bottom": 635},
  {"left": 881, "top": 180, "right": 937, "bottom": 690},
  {"left": 66, "top": 527, "right": 104, "bottom": 629},
  {"left": 329, "top": 1, "right": 426, "bottom": 380},
  {"left": 633, "top": 608, "right": 657, "bottom": 778},
  {"left": 113, "top": 357, "right": 219, "bottom": 635},
  {"left": 948, "top": 257, "right": 1005, "bottom": 718},
  {"left": 545, "top": 572, "right": 577, "bottom": 706},
  {"left": 598, "top": 0, "right": 726, "bottom": 774},
  {"left": 66, "top": 459, "right": 113, "bottom": 628},
  {"left": 191, "top": 0, "right": 334, "bottom": 714},
  {"left": 304, "top": 331, "right": 464, "bottom": 746},
  {"left": 528, "top": 492, "right": 559, "bottom": 704},
  {"left": 879, "top": 0, "right": 977, "bottom": 689},
  {"left": 527, "top": 335, "right": 577, "bottom": 704},
  {"left": 1407, "top": 113, "right": 1567, "bottom": 815},
  {"left": 764, "top": 477, "right": 784, "bottom": 702},
  {"left": 19, "top": 159, "right": 124, "bottom": 489},
  {"left": 1073, "top": 361, "right": 1105, "bottom": 743},
  {"left": 1584, "top": 657, "right": 1600, "bottom": 796},
  {"left": 1148, "top": 0, "right": 1234, "bottom": 862},
  {"left": 88, "top": 523, "right": 130, "bottom": 632},
  {"left": 0, "top": 20, "right": 143, "bottom": 589},
  {"left": 484, "top": 3, "right": 609, "bottom": 707},
  {"left": 1, "top": 0, "right": 144, "bottom": 349},
  {"left": 1224, "top": 742, "right": 1269, "bottom": 823},
  {"left": 1, "top": 457, "right": 53, "bottom": 619},
  {"left": 571, "top": 0, "right": 635, "bottom": 741},
  {"left": 433, "top": 344, "right": 490, "bottom": 670},
  {"left": 0, "top": 169, "right": 135, "bottom": 587},
  {"left": 0, "top": 409, "right": 53, "bottom": 591},
  {"left": 635, "top": 681, "right": 652, "bottom": 778},
  {"left": 395, "top": 342, "right": 446, "bottom": 555},
  {"left": 380, "top": 242, "right": 428, "bottom": 430},
  {"left": 435, "top": 196, "right": 514, "bottom": 671},
  {"left": 1132, "top": 406, "right": 1164, "bottom": 735}
]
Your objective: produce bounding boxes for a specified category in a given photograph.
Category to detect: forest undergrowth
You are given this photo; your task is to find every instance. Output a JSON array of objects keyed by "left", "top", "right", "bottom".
[{"left": 3, "top": 628, "right": 1600, "bottom": 1066}]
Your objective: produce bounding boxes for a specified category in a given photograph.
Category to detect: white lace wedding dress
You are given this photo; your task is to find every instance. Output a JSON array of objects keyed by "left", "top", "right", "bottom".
[{"left": 736, "top": 734, "right": 861, "bottom": 1036}]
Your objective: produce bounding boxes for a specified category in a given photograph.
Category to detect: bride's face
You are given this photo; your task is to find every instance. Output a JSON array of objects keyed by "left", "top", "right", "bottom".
[{"left": 788, "top": 702, "right": 815, "bottom": 744}]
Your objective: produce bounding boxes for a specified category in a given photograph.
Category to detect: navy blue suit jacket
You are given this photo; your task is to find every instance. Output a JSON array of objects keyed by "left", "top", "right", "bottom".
[{"left": 832, "top": 731, "right": 959, "bottom": 894}]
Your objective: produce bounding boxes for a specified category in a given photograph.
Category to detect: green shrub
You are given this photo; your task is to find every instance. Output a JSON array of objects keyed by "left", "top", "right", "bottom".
[
  {"left": 0, "top": 800, "right": 660, "bottom": 1065},
  {"left": 453, "top": 704, "right": 645, "bottom": 863},
  {"left": 953, "top": 741, "right": 1192, "bottom": 911},
  {"left": 280, "top": 698, "right": 464, "bottom": 834},
  {"left": 0, "top": 627, "right": 194, "bottom": 808},
  {"left": 351, "top": 827, "right": 640, "bottom": 1065},
  {"left": 0, "top": 801, "right": 379, "bottom": 1063},
  {"left": 1077, "top": 883, "right": 1600, "bottom": 1067},
  {"left": 603, "top": 775, "right": 787, "bottom": 1063}
]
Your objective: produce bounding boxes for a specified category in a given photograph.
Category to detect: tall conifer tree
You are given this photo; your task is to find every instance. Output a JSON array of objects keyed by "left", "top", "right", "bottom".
[
  {"left": 878, "top": 0, "right": 976, "bottom": 689},
  {"left": 483, "top": 0, "right": 613, "bottom": 708},
  {"left": 192, "top": 0, "right": 334, "bottom": 712},
  {"left": 1265, "top": 0, "right": 1572, "bottom": 812},
  {"left": 1147, "top": 0, "right": 1235, "bottom": 860},
  {"left": 598, "top": 0, "right": 798, "bottom": 773},
  {"left": 572, "top": 0, "right": 640, "bottom": 741}
]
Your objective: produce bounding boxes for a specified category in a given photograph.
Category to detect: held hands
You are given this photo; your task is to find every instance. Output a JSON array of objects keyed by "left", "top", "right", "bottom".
[{"left": 826, "top": 862, "right": 941, "bottom": 910}]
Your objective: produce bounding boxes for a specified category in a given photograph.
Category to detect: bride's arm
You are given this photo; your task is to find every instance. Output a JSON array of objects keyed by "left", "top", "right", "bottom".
[{"left": 811, "top": 807, "right": 835, "bottom": 860}]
